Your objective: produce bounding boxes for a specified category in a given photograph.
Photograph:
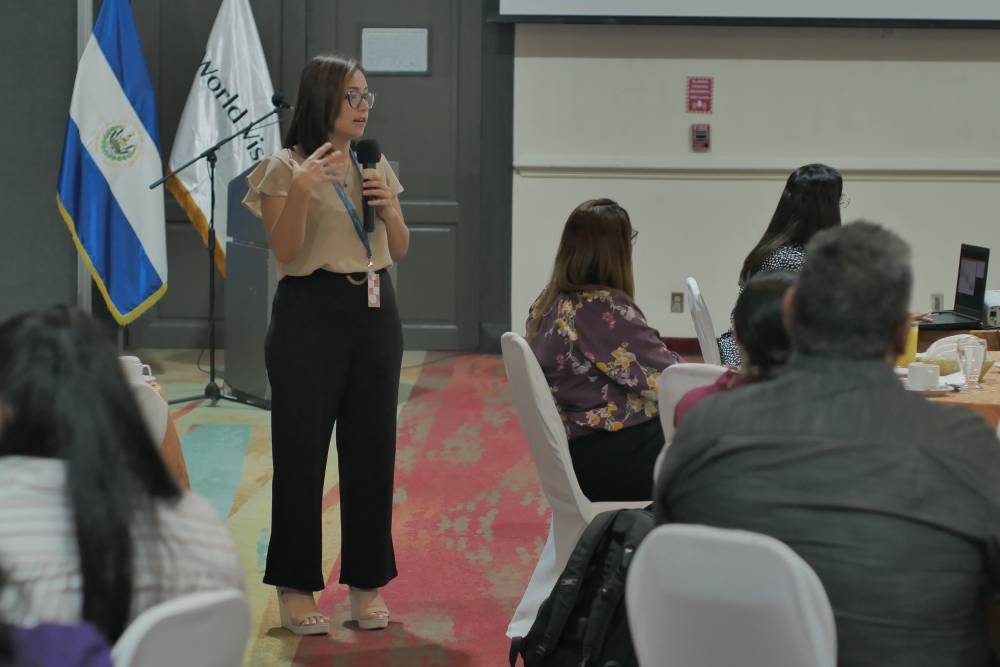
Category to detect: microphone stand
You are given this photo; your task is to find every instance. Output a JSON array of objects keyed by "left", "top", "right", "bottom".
[{"left": 150, "top": 101, "right": 286, "bottom": 408}]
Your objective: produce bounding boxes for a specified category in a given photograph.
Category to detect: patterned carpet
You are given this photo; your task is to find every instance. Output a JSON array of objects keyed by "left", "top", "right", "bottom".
[{"left": 140, "top": 349, "right": 546, "bottom": 667}]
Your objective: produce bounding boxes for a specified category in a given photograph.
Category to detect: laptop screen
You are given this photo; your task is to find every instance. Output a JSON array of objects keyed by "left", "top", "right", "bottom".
[{"left": 954, "top": 243, "right": 990, "bottom": 316}]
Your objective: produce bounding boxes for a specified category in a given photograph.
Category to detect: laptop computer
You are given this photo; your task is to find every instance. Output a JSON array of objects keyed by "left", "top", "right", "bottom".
[{"left": 920, "top": 243, "right": 990, "bottom": 331}]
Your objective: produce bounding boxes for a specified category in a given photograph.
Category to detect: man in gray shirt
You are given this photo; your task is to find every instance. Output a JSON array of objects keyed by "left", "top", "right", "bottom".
[{"left": 656, "top": 222, "right": 1000, "bottom": 666}]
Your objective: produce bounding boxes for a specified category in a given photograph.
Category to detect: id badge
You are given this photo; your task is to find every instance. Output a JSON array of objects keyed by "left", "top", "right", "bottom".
[{"left": 367, "top": 270, "right": 381, "bottom": 309}]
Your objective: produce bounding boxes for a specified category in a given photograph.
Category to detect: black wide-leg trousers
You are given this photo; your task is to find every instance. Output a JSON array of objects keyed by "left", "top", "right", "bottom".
[
  {"left": 263, "top": 268, "right": 402, "bottom": 591},
  {"left": 569, "top": 417, "right": 664, "bottom": 502}
]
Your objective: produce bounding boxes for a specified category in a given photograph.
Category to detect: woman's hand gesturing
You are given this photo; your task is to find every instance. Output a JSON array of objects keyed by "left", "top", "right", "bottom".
[{"left": 289, "top": 142, "right": 348, "bottom": 193}]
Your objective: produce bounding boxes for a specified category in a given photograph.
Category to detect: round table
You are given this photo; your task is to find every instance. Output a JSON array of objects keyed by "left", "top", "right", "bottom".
[{"left": 928, "top": 352, "right": 1000, "bottom": 431}]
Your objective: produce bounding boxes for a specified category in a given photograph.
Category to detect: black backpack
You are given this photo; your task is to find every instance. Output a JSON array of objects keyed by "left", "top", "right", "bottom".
[{"left": 509, "top": 508, "right": 655, "bottom": 667}]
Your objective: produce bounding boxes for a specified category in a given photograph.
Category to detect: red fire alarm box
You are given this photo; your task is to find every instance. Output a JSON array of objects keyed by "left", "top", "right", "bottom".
[
  {"left": 691, "top": 124, "right": 710, "bottom": 152},
  {"left": 686, "top": 76, "right": 713, "bottom": 113}
]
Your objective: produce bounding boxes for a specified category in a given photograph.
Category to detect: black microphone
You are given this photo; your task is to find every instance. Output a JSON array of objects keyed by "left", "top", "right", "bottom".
[
  {"left": 271, "top": 92, "right": 291, "bottom": 109},
  {"left": 354, "top": 139, "right": 381, "bottom": 233}
]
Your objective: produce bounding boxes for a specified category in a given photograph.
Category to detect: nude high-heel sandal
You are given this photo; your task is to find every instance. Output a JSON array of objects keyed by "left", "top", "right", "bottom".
[
  {"left": 349, "top": 587, "right": 390, "bottom": 630},
  {"left": 276, "top": 587, "right": 330, "bottom": 635}
]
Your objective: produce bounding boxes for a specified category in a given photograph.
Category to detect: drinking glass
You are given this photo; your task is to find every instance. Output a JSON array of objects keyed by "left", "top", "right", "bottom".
[
  {"left": 895, "top": 322, "right": 919, "bottom": 368},
  {"left": 958, "top": 338, "right": 987, "bottom": 390}
]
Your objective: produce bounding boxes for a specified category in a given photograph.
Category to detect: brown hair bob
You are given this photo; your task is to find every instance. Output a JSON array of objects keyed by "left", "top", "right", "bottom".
[
  {"left": 527, "top": 198, "right": 636, "bottom": 339},
  {"left": 283, "top": 53, "right": 364, "bottom": 155}
]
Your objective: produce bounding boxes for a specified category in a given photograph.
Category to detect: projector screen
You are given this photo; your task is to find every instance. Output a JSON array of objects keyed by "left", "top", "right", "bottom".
[{"left": 497, "top": 0, "right": 1000, "bottom": 24}]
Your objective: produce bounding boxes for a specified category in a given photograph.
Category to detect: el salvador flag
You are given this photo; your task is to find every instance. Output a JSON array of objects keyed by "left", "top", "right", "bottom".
[{"left": 57, "top": 0, "right": 167, "bottom": 325}]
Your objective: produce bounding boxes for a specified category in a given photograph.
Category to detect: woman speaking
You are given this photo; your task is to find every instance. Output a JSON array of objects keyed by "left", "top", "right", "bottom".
[{"left": 243, "top": 53, "right": 408, "bottom": 634}]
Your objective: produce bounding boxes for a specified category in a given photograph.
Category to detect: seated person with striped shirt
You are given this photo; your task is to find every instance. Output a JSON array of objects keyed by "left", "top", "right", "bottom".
[{"left": 0, "top": 306, "right": 244, "bottom": 643}]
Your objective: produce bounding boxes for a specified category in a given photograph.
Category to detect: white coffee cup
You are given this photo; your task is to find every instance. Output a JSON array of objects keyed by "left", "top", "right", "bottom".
[
  {"left": 119, "top": 355, "right": 153, "bottom": 383},
  {"left": 907, "top": 362, "right": 940, "bottom": 391}
]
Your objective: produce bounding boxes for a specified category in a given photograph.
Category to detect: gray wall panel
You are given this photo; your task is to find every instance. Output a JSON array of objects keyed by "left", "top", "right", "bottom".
[
  {"left": 479, "top": 0, "right": 515, "bottom": 350},
  {"left": 397, "top": 227, "right": 457, "bottom": 323},
  {"left": 0, "top": 3, "right": 79, "bottom": 321}
]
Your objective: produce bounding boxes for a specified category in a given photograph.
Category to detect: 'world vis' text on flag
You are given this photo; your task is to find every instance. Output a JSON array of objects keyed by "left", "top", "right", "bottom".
[{"left": 167, "top": 0, "right": 281, "bottom": 276}]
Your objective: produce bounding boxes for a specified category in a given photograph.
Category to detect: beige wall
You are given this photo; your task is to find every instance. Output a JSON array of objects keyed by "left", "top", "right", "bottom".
[{"left": 511, "top": 24, "right": 1000, "bottom": 338}]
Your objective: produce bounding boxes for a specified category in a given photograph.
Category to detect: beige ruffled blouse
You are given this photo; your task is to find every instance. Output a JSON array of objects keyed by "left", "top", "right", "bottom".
[{"left": 242, "top": 147, "right": 403, "bottom": 278}]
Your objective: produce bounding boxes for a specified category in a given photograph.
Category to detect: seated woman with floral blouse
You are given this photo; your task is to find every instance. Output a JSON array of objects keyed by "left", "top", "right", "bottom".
[{"left": 526, "top": 198, "right": 684, "bottom": 501}]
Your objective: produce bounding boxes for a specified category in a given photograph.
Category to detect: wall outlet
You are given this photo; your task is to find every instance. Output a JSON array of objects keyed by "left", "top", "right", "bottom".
[
  {"left": 670, "top": 292, "right": 684, "bottom": 313},
  {"left": 931, "top": 293, "right": 944, "bottom": 311}
]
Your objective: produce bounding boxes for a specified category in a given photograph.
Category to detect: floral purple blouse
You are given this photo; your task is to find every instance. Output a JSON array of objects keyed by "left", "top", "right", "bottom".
[{"left": 527, "top": 289, "right": 684, "bottom": 439}]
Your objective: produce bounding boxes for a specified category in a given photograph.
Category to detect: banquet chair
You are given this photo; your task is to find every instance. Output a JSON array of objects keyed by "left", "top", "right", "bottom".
[
  {"left": 653, "top": 362, "right": 728, "bottom": 483},
  {"left": 685, "top": 276, "right": 722, "bottom": 366},
  {"left": 111, "top": 589, "right": 250, "bottom": 667},
  {"left": 657, "top": 363, "right": 728, "bottom": 443},
  {"left": 130, "top": 379, "right": 169, "bottom": 447},
  {"left": 626, "top": 524, "right": 836, "bottom": 667},
  {"left": 501, "top": 332, "right": 649, "bottom": 639}
]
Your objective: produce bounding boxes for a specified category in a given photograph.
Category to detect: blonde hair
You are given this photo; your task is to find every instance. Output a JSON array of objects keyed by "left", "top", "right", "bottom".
[{"left": 526, "top": 198, "right": 635, "bottom": 340}]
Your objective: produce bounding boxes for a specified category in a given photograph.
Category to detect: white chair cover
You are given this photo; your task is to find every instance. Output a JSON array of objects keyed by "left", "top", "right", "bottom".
[
  {"left": 626, "top": 524, "right": 837, "bottom": 667},
  {"left": 685, "top": 277, "right": 722, "bottom": 366},
  {"left": 501, "top": 332, "right": 649, "bottom": 638},
  {"left": 131, "top": 379, "right": 169, "bottom": 447},
  {"left": 657, "top": 363, "right": 728, "bottom": 443},
  {"left": 653, "top": 362, "right": 728, "bottom": 483},
  {"left": 112, "top": 589, "right": 250, "bottom": 667}
]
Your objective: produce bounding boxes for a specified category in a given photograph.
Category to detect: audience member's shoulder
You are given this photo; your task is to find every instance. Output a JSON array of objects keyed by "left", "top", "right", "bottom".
[
  {"left": 580, "top": 288, "right": 649, "bottom": 320},
  {"left": 666, "top": 376, "right": 772, "bottom": 463},
  {"left": 760, "top": 244, "right": 806, "bottom": 272},
  {"left": 579, "top": 288, "right": 615, "bottom": 304},
  {"left": 682, "top": 373, "right": 779, "bottom": 427},
  {"left": 0, "top": 457, "right": 64, "bottom": 504},
  {"left": 659, "top": 380, "right": 770, "bottom": 493}
]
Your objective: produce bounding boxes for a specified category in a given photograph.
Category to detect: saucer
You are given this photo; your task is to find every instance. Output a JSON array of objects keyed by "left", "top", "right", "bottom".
[
  {"left": 905, "top": 387, "right": 952, "bottom": 397},
  {"left": 905, "top": 378, "right": 960, "bottom": 393}
]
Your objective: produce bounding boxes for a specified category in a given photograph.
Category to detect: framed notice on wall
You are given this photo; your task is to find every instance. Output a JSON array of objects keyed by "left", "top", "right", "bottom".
[{"left": 361, "top": 27, "right": 430, "bottom": 75}]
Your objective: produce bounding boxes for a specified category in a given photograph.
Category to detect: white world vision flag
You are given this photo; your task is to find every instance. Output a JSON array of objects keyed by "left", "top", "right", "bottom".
[{"left": 167, "top": 0, "right": 280, "bottom": 276}]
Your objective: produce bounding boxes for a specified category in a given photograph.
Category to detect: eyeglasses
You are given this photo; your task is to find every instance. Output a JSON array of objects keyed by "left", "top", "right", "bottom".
[
  {"left": 630, "top": 230, "right": 639, "bottom": 243},
  {"left": 839, "top": 194, "right": 851, "bottom": 208},
  {"left": 344, "top": 90, "right": 376, "bottom": 110}
]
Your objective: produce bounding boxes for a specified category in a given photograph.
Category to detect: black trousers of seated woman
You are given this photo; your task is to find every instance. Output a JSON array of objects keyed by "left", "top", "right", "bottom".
[{"left": 568, "top": 417, "right": 664, "bottom": 502}]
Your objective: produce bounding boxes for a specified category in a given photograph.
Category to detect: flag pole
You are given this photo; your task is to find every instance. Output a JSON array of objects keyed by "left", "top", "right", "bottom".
[{"left": 75, "top": 0, "right": 93, "bottom": 315}]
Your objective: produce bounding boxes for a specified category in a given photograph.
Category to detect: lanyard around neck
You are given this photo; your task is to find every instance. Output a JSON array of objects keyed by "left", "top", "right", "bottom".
[{"left": 331, "top": 151, "right": 371, "bottom": 261}]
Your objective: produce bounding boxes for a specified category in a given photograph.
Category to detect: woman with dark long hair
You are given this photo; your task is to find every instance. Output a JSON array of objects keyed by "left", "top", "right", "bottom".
[
  {"left": 527, "top": 198, "right": 684, "bottom": 501},
  {"left": 717, "top": 163, "right": 843, "bottom": 367},
  {"left": 243, "top": 53, "right": 408, "bottom": 634},
  {"left": 0, "top": 306, "right": 242, "bottom": 642}
]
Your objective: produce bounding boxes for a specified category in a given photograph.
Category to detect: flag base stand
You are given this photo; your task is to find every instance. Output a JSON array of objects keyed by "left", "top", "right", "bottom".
[{"left": 151, "top": 99, "right": 285, "bottom": 412}]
